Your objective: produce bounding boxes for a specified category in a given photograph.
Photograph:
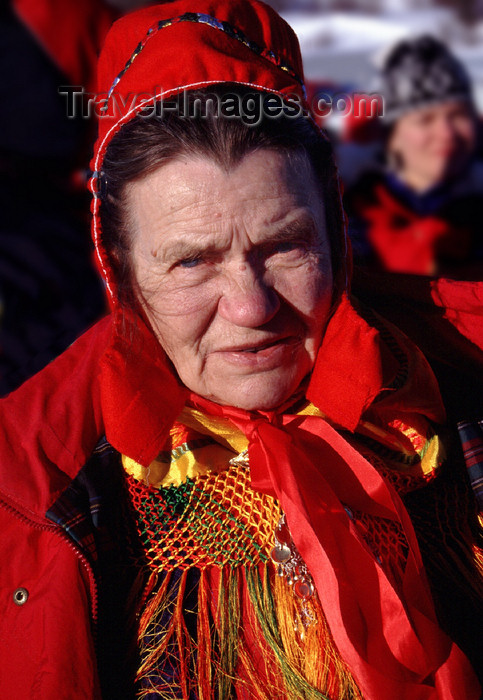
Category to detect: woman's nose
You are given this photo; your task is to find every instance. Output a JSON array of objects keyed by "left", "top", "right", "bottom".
[{"left": 217, "top": 264, "right": 280, "bottom": 327}]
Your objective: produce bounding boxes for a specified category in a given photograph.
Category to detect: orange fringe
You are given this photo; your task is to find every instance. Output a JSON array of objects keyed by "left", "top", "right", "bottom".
[
  {"left": 474, "top": 543, "right": 483, "bottom": 578},
  {"left": 134, "top": 564, "right": 362, "bottom": 699},
  {"left": 174, "top": 570, "right": 190, "bottom": 698},
  {"left": 136, "top": 570, "right": 175, "bottom": 684},
  {"left": 196, "top": 569, "right": 213, "bottom": 700},
  {"left": 272, "top": 574, "right": 362, "bottom": 700}
]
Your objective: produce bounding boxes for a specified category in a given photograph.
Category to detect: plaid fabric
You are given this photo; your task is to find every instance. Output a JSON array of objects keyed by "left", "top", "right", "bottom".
[
  {"left": 46, "top": 437, "right": 127, "bottom": 563},
  {"left": 46, "top": 437, "right": 145, "bottom": 698},
  {"left": 457, "top": 419, "right": 483, "bottom": 512}
]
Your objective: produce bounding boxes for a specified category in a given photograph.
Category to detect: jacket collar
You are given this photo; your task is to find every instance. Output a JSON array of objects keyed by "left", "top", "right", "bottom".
[{"left": 0, "top": 317, "right": 110, "bottom": 517}]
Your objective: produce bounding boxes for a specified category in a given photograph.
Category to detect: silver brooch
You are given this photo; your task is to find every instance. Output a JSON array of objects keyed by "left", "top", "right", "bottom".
[{"left": 271, "top": 513, "right": 317, "bottom": 637}]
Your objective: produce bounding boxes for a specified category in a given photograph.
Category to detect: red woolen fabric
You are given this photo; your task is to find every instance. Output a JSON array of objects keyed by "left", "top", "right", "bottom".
[
  {"left": 12, "top": 0, "right": 117, "bottom": 90},
  {"left": 0, "top": 502, "right": 101, "bottom": 699},
  {"left": 94, "top": 0, "right": 306, "bottom": 143},
  {"left": 99, "top": 309, "right": 187, "bottom": 465},
  {"left": 0, "top": 318, "right": 109, "bottom": 516},
  {"left": 431, "top": 278, "right": 483, "bottom": 352}
]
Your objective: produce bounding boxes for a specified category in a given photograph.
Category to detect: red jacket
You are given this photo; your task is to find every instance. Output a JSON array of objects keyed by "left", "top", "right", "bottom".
[
  {"left": 345, "top": 168, "right": 483, "bottom": 277},
  {"left": 0, "top": 320, "right": 109, "bottom": 699}
]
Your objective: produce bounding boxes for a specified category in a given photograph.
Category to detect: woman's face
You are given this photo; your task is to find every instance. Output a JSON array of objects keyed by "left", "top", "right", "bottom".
[
  {"left": 127, "top": 149, "right": 334, "bottom": 411},
  {"left": 388, "top": 100, "right": 476, "bottom": 192}
]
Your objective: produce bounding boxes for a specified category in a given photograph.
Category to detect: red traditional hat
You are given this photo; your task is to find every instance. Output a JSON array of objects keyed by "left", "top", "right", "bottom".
[
  {"left": 90, "top": 0, "right": 312, "bottom": 298},
  {"left": 94, "top": 0, "right": 306, "bottom": 147}
]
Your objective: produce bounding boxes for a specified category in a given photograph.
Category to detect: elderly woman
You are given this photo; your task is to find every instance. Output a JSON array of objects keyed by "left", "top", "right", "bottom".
[{"left": 0, "top": 2, "right": 481, "bottom": 699}]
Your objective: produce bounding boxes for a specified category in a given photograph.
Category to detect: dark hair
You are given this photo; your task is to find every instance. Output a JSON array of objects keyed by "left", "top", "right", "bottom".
[{"left": 99, "top": 86, "right": 346, "bottom": 307}]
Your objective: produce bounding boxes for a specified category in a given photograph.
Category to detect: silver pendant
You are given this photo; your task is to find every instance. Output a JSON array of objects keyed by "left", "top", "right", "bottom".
[{"left": 270, "top": 513, "right": 317, "bottom": 637}]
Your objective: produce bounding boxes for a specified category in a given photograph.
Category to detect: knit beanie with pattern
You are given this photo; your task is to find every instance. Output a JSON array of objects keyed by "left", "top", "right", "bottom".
[{"left": 381, "top": 35, "right": 474, "bottom": 123}]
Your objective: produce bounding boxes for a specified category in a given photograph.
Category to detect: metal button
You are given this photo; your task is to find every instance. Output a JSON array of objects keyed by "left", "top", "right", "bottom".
[{"left": 13, "top": 588, "right": 29, "bottom": 606}]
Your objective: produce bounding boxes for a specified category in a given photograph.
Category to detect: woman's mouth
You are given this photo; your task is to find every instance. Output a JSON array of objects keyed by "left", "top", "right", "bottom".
[{"left": 215, "top": 336, "right": 303, "bottom": 368}]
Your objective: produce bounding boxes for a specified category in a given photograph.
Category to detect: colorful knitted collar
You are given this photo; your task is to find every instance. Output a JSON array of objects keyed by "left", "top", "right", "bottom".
[
  {"left": 119, "top": 368, "right": 477, "bottom": 697},
  {"left": 123, "top": 398, "right": 444, "bottom": 490},
  {"left": 181, "top": 396, "right": 477, "bottom": 699}
]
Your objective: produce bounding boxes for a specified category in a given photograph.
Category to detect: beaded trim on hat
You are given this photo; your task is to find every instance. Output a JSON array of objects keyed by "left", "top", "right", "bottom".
[{"left": 102, "top": 11, "right": 306, "bottom": 113}]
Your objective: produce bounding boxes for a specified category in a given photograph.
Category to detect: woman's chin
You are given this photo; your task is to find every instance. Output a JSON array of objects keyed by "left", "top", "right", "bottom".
[{"left": 203, "top": 368, "right": 307, "bottom": 412}]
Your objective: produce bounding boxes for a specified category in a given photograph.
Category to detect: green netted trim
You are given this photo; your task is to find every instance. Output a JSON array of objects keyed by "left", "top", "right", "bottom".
[
  {"left": 126, "top": 463, "right": 281, "bottom": 571},
  {"left": 161, "top": 478, "right": 195, "bottom": 517}
]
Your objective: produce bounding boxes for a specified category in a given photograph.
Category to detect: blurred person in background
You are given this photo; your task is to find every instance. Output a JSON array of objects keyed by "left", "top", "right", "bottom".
[
  {"left": 342, "top": 35, "right": 483, "bottom": 428},
  {"left": 345, "top": 35, "right": 483, "bottom": 278},
  {"left": 0, "top": 0, "right": 115, "bottom": 395},
  {"left": 0, "top": 0, "right": 156, "bottom": 396}
]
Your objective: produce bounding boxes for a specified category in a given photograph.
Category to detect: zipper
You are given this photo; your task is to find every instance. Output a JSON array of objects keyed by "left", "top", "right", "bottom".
[{"left": 0, "top": 492, "right": 99, "bottom": 633}]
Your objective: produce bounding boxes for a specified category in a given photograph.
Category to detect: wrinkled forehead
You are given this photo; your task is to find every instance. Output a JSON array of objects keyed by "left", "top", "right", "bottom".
[{"left": 125, "top": 149, "right": 327, "bottom": 251}]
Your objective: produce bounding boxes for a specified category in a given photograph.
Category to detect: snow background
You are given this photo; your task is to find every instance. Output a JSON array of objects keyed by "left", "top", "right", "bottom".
[{"left": 263, "top": 1, "right": 483, "bottom": 115}]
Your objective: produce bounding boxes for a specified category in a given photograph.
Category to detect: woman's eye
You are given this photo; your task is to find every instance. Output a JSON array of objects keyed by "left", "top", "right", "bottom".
[
  {"left": 178, "top": 256, "right": 202, "bottom": 268},
  {"left": 271, "top": 240, "right": 307, "bottom": 257},
  {"left": 275, "top": 241, "right": 299, "bottom": 253}
]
